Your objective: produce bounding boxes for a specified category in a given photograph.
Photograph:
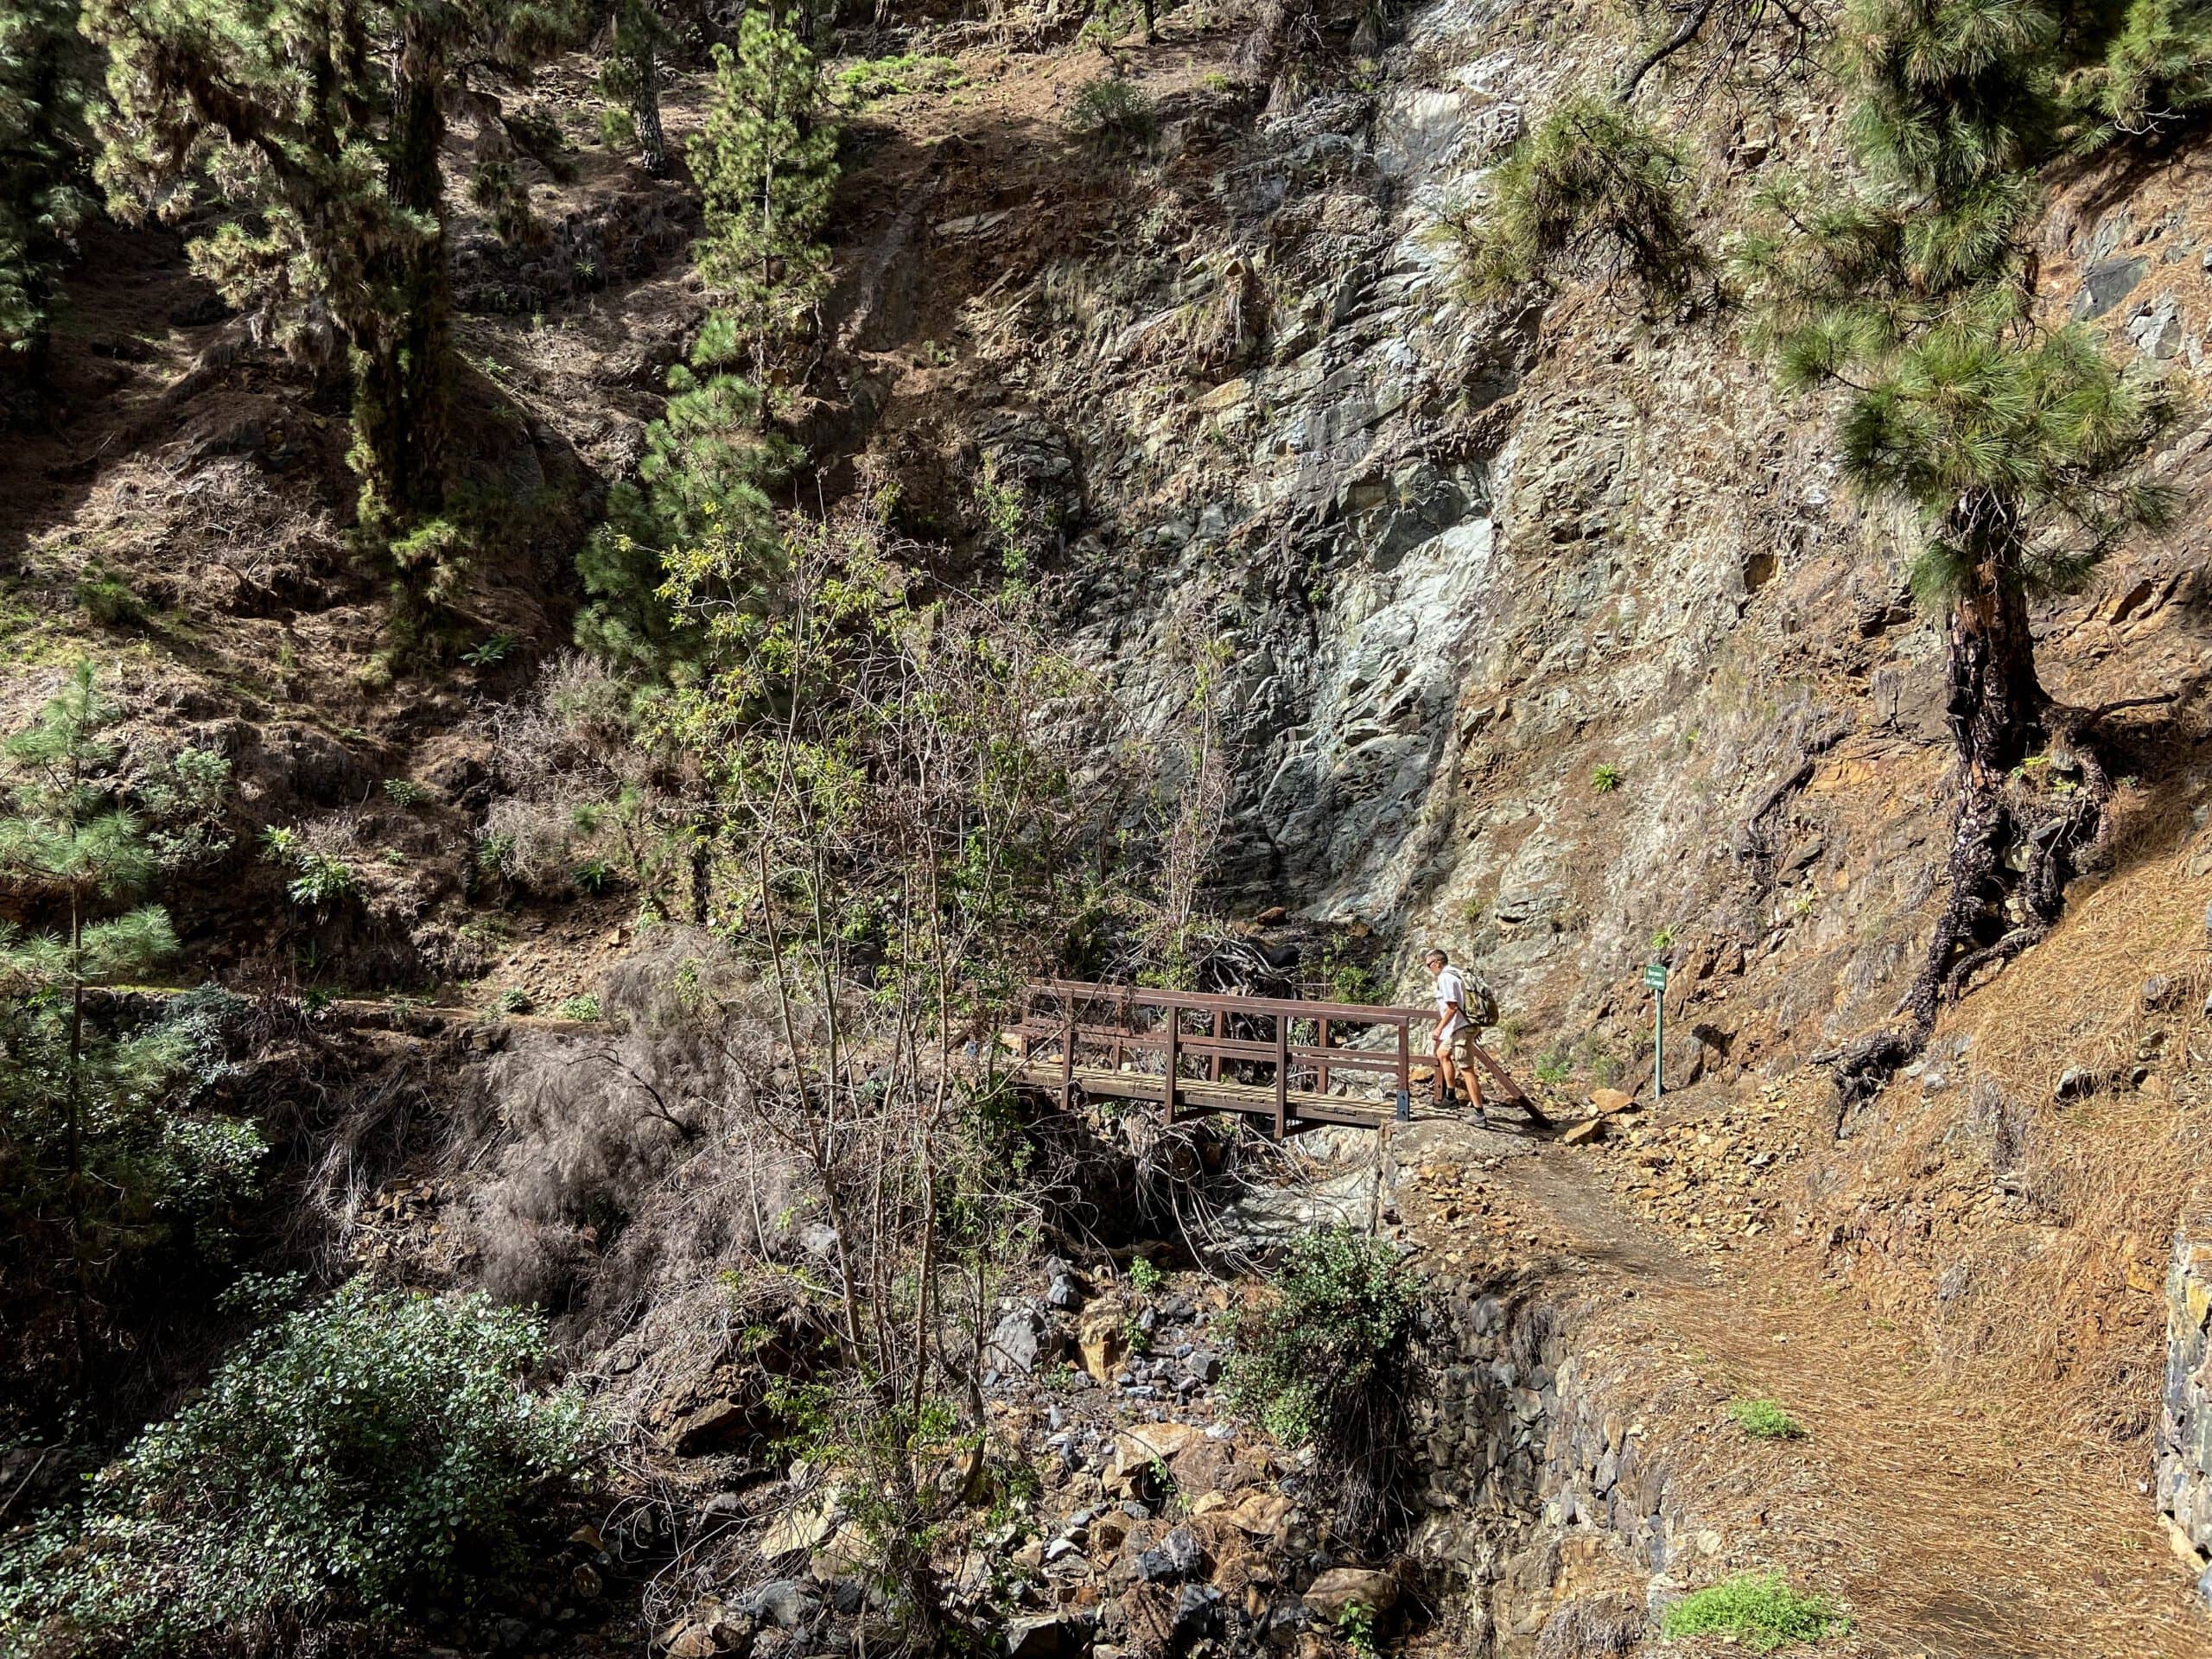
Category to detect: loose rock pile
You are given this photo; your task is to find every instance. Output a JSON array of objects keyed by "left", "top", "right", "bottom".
[{"left": 1599, "top": 1090, "right": 1808, "bottom": 1255}]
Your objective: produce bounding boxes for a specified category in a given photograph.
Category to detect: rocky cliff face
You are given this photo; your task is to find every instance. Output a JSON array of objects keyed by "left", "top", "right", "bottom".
[{"left": 823, "top": 0, "right": 2212, "bottom": 1090}]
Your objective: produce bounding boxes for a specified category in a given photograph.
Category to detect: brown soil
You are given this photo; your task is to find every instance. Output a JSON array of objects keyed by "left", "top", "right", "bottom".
[{"left": 1399, "top": 1134, "right": 2212, "bottom": 1659}]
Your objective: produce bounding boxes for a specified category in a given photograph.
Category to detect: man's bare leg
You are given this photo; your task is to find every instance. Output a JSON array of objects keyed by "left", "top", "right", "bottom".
[{"left": 1433, "top": 1040, "right": 1456, "bottom": 1104}]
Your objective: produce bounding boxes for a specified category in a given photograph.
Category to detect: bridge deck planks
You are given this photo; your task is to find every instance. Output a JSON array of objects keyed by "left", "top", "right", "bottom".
[{"left": 1009, "top": 1060, "right": 1397, "bottom": 1129}]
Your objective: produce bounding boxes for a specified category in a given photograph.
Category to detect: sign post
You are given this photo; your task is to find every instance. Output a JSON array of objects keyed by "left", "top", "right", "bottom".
[{"left": 1644, "top": 961, "right": 1669, "bottom": 1096}]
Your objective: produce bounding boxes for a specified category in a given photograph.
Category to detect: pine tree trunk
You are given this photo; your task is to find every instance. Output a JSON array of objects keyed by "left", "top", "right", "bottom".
[
  {"left": 351, "top": 18, "right": 453, "bottom": 535},
  {"left": 1837, "top": 495, "right": 2060, "bottom": 1104},
  {"left": 634, "top": 41, "right": 670, "bottom": 177}
]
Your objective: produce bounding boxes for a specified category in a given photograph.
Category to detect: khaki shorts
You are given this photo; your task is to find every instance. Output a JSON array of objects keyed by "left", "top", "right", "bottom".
[{"left": 1438, "top": 1027, "right": 1477, "bottom": 1065}]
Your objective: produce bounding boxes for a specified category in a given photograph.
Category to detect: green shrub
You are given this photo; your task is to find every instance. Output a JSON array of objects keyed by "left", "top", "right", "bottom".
[
  {"left": 1662, "top": 1573, "right": 1847, "bottom": 1650},
  {"left": 1592, "top": 762, "right": 1624, "bottom": 793},
  {"left": 495, "top": 987, "right": 535, "bottom": 1015},
  {"left": 830, "top": 52, "right": 960, "bottom": 107},
  {"left": 1066, "top": 77, "right": 1158, "bottom": 149},
  {"left": 0, "top": 1281, "right": 598, "bottom": 1652},
  {"left": 554, "top": 994, "right": 601, "bottom": 1021},
  {"left": 1535, "top": 1048, "right": 1572, "bottom": 1085},
  {"left": 258, "top": 825, "right": 359, "bottom": 908},
  {"left": 1729, "top": 1397, "right": 1807, "bottom": 1439},
  {"left": 1446, "top": 97, "right": 1706, "bottom": 310},
  {"left": 382, "top": 778, "right": 431, "bottom": 807},
  {"left": 75, "top": 565, "right": 144, "bottom": 626},
  {"left": 461, "top": 631, "right": 516, "bottom": 668},
  {"left": 286, "top": 850, "right": 357, "bottom": 906},
  {"left": 1128, "top": 1253, "right": 1165, "bottom": 1294},
  {"left": 1224, "top": 1228, "right": 1417, "bottom": 1539}
]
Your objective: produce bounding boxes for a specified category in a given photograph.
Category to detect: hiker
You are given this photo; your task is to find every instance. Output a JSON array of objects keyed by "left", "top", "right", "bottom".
[{"left": 1425, "top": 947, "right": 1488, "bottom": 1115}]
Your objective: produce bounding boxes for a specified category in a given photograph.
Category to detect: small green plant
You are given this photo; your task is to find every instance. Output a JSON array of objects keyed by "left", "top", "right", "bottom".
[
  {"left": 259, "top": 826, "right": 357, "bottom": 908},
  {"left": 554, "top": 994, "right": 601, "bottom": 1021},
  {"left": 1066, "top": 76, "right": 1158, "bottom": 150},
  {"left": 1313, "top": 935, "right": 1377, "bottom": 1003},
  {"left": 1592, "top": 763, "right": 1623, "bottom": 793},
  {"left": 574, "top": 856, "right": 615, "bottom": 893},
  {"left": 1728, "top": 1398, "right": 1807, "bottom": 1440},
  {"left": 461, "top": 632, "right": 516, "bottom": 668},
  {"left": 1337, "top": 1600, "right": 1381, "bottom": 1659},
  {"left": 494, "top": 988, "right": 534, "bottom": 1015},
  {"left": 382, "top": 778, "right": 431, "bottom": 807},
  {"left": 1661, "top": 1573, "right": 1847, "bottom": 1651},
  {"left": 1128, "top": 1254, "right": 1165, "bottom": 1294},
  {"left": 76, "top": 565, "right": 144, "bottom": 626},
  {"left": 1534, "top": 1048, "right": 1572, "bottom": 1085},
  {"left": 1649, "top": 925, "right": 1676, "bottom": 950}
]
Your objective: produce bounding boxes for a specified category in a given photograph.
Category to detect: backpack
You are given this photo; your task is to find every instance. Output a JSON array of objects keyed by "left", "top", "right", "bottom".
[{"left": 1466, "top": 977, "right": 1500, "bottom": 1029}]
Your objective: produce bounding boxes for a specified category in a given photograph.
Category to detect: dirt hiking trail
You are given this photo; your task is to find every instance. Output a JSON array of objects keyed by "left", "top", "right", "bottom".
[{"left": 1396, "top": 1128, "right": 2210, "bottom": 1658}]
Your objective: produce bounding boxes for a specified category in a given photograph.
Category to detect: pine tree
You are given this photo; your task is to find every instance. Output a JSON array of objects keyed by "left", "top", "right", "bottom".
[
  {"left": 0, "top": 663, "right": 181, "bottom": 1381},
  {"left": 83, "top": 0, "right": 584, "bottom": 537},
  {"left": 1447, "top": 96, "right": 1708, "bottom": 312},
  {"left": 1737, "top": 0, "right": 2176, "bottom": 1084},
  {"left": 576, "top": 319, "right": 795, "bottom": 675},
  {"left": 0, "top": 0, "right": 93, "bottom": 378},
  {"left": 2066, "top": 0, "right": 2212, "bottom": 142},
  {"left": 691, "top": 10, "right": 838, "bottom": 390},
  {"left": 575, "top": 12, "right": 835, "bottom": 677},
  {"left": 598, "top": 0, "right": 674, "bottom": 177}
]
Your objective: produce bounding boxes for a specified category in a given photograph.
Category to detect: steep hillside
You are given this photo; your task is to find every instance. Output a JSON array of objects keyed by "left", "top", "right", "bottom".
[{"left": 4, "top": 0, "right": 2212, "bottom": 1656}]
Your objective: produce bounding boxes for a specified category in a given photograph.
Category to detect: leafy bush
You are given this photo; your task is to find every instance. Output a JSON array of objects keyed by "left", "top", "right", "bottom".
[
  {"left": 1066, "top": 76, "right": 1158, "bottom": 149},
  {"left": 383, "top": 777, "right": 431, "bottom": 807},
  {"left": 1225, "top": 1227, "right": 1417, "bottom": 1540},
  {"left": 1592, "top": 762, "right": 1624, "bottom": 792},
  {"left": 0, "top": 1281, "right": 598, "bottom": 1652},
  {"left": 496, "top": 988, "right": 535, "bottom": 1015},
  {"left": 259, "top": 824, "right": 360, "bottom": 907},
  {"left": 1661, "top": 1573, "right": 1847, "bottom": 1650},
  {"left": 554, "top": 994, "right": 601, "bottom": 1021},
  {"left": 1729, "top": 1397, "right": 1807, "bottom": 1439},
  {"left": 1446, "top": 96, "right": 1706, "bottom": 310}
]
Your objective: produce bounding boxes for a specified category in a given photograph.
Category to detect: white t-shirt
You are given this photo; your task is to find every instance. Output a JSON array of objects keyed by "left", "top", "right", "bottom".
[{"left": 1434, "top": 965, "right": 1468, "bottom": 1038}]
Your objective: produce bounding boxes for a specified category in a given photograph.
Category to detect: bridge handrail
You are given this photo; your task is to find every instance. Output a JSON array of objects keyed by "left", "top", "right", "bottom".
[
  {"left": 1023, "top": 976, "right": 1434, "bottom": 1025},
  {"left": 1012, "top": 976, "right": 1529, "bottom": 1125}
]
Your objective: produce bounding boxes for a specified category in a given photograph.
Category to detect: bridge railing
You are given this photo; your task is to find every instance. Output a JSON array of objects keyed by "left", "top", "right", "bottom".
[{"left": 1005, "top": 977, "right": 1528, "bottom": 1135}]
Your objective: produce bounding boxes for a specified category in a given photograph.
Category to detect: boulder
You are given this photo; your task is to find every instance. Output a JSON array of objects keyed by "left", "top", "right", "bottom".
[
  {"left": 741, "top": 1579, "right": 818, "bottom": 1630},
  {"left": 1588, "top": 1088, "right": 1635, "bottom": 1116},
  {"left": 1172, "top": 1584, "right": 1223, "bottom": 1642},
  {"left": 1110, "top": 1421, "right": 1206, "bottom": 1485},
  {"left": 1560, "top": 1118, "right": 1605, "bottom": 1146},
  {"left": 1078, "top": 1297, "right": 1130, "bottom": 1382},
  {"left": 1134, "top": 1527, "right": 1205, "bottom": 1584},
  {"left": 1006, "top": 1611, "right": 1096, "bottom": 1659},
  {"left": 989, "top": 1306, "right": 1048, "bottom": 1375},
  {"left": 761, "top": 1489, "right": 842, "bottom": 1560},
  {"left": 1302, "top": 1567, "right": 1400, "bottom": 1619}
]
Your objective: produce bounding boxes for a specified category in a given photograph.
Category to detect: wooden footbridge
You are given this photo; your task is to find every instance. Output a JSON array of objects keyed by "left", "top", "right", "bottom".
[{"left": 1004, "top": 979, "right": 1534, "bottom": 1135}]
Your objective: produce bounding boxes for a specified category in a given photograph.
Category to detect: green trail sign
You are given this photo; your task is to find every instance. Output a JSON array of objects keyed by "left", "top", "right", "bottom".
[
  {"left": 1645, "top": 961, "right": 1669, "bottom": 1094},
  {"left": 1643, "top": 963, "right": 1669, "bottom": 990}
]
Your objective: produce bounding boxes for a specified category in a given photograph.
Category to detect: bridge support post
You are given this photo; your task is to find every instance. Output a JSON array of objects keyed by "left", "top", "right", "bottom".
[
  {"left": 1395, "top": 1090, "right": 1410, "bottom": 1122},
  {"left": 1164, "top": 1002, "right": 1179, "bottom": 1126}
]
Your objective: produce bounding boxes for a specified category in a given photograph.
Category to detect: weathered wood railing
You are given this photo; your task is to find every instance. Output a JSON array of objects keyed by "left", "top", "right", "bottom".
[{"left": 1003, "top": 978, "right": 1529, "bottom": 1136}]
